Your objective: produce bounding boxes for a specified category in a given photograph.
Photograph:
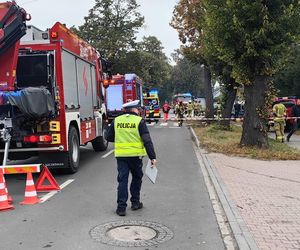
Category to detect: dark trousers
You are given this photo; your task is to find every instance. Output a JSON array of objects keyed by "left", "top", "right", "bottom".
[
  {"left": 287, "top": 121, "right": 298, "bottom": 139},
  {"left": 116, "top": 157, "right": 143, "bottom": 210}
]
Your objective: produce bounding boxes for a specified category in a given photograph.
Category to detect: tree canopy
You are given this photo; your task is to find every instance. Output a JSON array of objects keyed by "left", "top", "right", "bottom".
[
  {"left": 274, "top": 44, "right": 300, "bottom": 97},
  {"left": 203, "top": 0, "right": 300, "bottom": 147},
  {"left": 74, "top": 0, "right": 144, "bottom": 60},
  {"left": 113, "top": 36, "right": 171, "bottom": 88}
]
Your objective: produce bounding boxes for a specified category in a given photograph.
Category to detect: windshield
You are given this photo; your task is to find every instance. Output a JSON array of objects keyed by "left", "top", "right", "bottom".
[
  {"left": 16, "top": 54, "right": 52, "bottom": 88},
  {"left": 177, "top": 96, "right": 192, "bottom": 102}
]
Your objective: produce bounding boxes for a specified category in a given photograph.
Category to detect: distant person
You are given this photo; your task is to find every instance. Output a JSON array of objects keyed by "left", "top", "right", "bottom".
[
  {"left": 234, "top": 102, "right": 241, "bottom": 118},
  {"left": 273, "top": 102, "right": 287, "bottom": 142},
  {"left": 216, "top": 101, "right": 222, "bottom": 119},
  {"left": 176, "top": 101, "right": 185, "bottom": 126},
  {"left": 287, "top": 100, "right": 300, "bottom": 142},
  {"left": 106, "top": 100, "right": 157, "bottom": 216},
  {"left": 162, "top": 101, "right": 171, "bottom": 122},
  {"left": 187, "top": 100, "right": 193, "bottom": 117},
  {"left": 194, "top": 101, "right": 202, "bottom": 116}
]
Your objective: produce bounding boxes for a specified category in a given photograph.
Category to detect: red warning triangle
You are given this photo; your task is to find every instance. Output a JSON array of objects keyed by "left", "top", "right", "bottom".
[{"left": 35, "top": 166, "right": 60, "bottom": 192}]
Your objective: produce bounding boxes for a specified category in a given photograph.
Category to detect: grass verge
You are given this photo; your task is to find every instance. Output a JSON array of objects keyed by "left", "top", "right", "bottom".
[{"left": 193, "top": 124, "right": 300, "bottom": 160}]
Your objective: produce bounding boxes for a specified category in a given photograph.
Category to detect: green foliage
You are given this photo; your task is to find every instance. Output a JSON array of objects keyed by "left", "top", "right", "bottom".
[
  {"left": 113, "top": 36, "right": 172, "bottom": 89},
  {"left": 160, "top": 50, "right": 205, "bottom": 101},
  {"left": 203, "top": 0, "right": 300, "bottom": 84},
  {"left": 170, "top": 0, "right": 206, "bottom": 64},
  {"left": 73, "top": 0, "right": 144, "bottom": 60},
  {"left": 274, "top": 44, "right": 300, "bottom": 97},
  {"left": 73, "top": 1, "right": 171, "bottom": 91}
]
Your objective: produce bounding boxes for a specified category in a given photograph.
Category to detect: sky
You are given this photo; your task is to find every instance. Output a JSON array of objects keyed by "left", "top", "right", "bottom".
[{"left": 17, "top": 0, "right": 181, "bottom": 62}]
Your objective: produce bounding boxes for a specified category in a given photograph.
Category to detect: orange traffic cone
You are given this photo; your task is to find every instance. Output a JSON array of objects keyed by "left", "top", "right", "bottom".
[
  {"left": 0, "top": 168, "right": 14, "bottom": 211},
  {"left": 20, "top": 172, "right": 40, "bottom": 205},
  {"left": 1, "top": 174, "right": 13, "bottom": 204}
]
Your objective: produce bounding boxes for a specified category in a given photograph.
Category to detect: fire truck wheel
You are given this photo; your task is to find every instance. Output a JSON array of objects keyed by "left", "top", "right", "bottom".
[
  {"left": 91, "top": 124, "right": 108, "bottom": 152},
  {"left": 66, "top": 126, "right": 80, "bottom": 173}
]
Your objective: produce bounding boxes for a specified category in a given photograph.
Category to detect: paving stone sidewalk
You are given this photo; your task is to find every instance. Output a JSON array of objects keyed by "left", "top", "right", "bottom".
[{"left": 209, "top": 153, "right": 300, "bottom": 250}]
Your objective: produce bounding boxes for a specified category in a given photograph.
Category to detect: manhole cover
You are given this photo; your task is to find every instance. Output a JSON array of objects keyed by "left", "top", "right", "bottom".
[
  {"left": 90, "top": 220, "right": 174, "bottom": 247},
  {"left": 107, "top": 226, "right": 157, "bottom": 241}
]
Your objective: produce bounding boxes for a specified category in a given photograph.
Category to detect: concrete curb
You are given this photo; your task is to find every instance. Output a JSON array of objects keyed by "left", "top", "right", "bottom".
[
  {"left": 189, "top": 126, "right": 200, "bottom": 148},
  {"left": 189, "top": 127, "right": 259, "bottom": 250}
]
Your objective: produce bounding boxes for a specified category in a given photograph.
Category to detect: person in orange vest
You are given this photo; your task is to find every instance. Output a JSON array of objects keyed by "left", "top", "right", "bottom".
[
  {"left": 106, "top": 100, "right": 157, "bottom": 216},
  {"left": 273, "top": 102, "right": 287, "bottom": 142},
  {"left": 162, "top": 101, "right": 171, "bottom": 122}
]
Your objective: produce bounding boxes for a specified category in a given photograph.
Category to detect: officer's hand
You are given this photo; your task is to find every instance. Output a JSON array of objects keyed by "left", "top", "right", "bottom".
[{"left": 151, "top": 159, "right": 157, "bottom": 167}]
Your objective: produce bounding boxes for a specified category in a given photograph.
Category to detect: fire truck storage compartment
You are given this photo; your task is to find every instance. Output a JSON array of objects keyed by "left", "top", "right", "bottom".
[
  {"left": 107, "top": 84, "right": 124, "bottom": 111},
  {"left": 62, "top": 50, "right": 97, "bottom": 119},
  {"left": 2, "top": 87, "right": 55, "bottom": 119},
  {"left": 16, "top": 53, "right": 54, "bottom": 89},
  {"left": 3, "top": 52, "right": 57, "bottom": 119}
]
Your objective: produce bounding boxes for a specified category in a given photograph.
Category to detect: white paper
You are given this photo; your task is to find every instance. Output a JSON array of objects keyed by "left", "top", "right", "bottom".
[{"left": 145, "top": 159, "right": 158, "bottom": 184}]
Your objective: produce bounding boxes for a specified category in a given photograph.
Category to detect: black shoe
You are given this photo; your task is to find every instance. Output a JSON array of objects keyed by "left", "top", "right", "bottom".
[
  {"left": 116, "top": 208, "right": 126, "bottom": 216},
  {"left": 131, "top": 202, "right": 143, "bottom": 211},
  {"left": 287, "top": 136, "right": 290, "bottom": 142}
]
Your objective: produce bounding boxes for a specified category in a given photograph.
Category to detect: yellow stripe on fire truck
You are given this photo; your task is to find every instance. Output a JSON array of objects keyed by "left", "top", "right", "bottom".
[
  {"left": 49, "top": 121, "right": 61, "bottom": 132},
  {"left": 51, "top": 134, "right": 61, "bottom": 144}
]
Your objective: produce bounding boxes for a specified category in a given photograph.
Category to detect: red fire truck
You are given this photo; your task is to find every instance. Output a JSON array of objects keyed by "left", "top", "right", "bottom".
[
  {"left": 0, "top": 1, "right": 111, "bottom": 173},
  {"left": 106, "top": 73, "right": 144, "bottom": 123}
]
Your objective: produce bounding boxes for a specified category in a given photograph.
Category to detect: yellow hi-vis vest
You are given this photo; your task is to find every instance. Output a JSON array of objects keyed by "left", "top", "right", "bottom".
[
  {"left": 114, "top": 114, "right": 147, "bottom": 157},
  {"left": 273, "top": 103, "right": 286, "bottom": 122}
]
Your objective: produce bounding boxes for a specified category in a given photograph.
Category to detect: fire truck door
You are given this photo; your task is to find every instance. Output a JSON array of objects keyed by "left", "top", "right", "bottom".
[{"left": 62, "top": 50, "right": 79, "bottom": 108}]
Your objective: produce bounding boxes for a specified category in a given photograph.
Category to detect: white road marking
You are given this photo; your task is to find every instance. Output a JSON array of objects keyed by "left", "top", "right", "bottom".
[
  {"left": 101, "top": 149, "right": 114, "bottom": 158},
  {"left": 147, "top": 123, "right": 155, "bottom": 126},
  {"left": 39, "top": 179, "right": 74, "bottom": 203},
  {"left": 160, "top": 122, "right": 168, "bottom": 126}
]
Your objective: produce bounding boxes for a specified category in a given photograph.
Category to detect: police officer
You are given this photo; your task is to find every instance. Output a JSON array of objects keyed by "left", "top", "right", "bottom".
[
  {"left": 273, "top": 102, "right": 287, "bottom": 142},
  {"left": 106, "top": 100, "right": 157, "bottom": 216}
]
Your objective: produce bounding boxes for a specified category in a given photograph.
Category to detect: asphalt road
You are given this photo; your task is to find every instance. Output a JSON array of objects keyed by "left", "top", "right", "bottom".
[{"left": 0, "top": 121, "right": 225, "bottom": 250}]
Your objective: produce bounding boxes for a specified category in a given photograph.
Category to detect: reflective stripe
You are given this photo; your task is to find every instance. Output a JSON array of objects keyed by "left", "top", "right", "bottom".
[
  {"left": 25, "top": 191, "right": 37, "bottom": 197},
  {"left": 115, "top": 142, "right": 145, "bottom": 148},
  {"left": 114, "top": 115, "right": 147, "bottom": 157},
  {"left": 0, "top": 183, "right": 4, "bottom": 189},
  {"left": 26, "top": 180, "right": 34, "bottom": 186},
  {"left": 0, "top": 194, "right": 7, "bottom": 202}
]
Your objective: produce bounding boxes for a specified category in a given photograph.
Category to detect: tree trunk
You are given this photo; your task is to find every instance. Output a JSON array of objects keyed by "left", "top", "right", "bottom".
[
  {"left": 240, "top": 76, "right": 269, "bottom": 148},
  {"left": 220, "top": 83, "right": 237, "bottom": 129},
  {"left": 203, "top": 65, "right": 214, "bottom": 118}
]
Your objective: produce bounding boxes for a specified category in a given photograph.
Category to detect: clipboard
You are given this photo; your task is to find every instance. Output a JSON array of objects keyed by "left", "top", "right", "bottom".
[{"left": 145, "top": 159, "right": 158, "bottom": 184}]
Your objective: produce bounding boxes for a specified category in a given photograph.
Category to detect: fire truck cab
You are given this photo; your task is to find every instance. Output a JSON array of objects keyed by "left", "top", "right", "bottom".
[
  {"left": 143, "top": 90, "right": 161, "bottom": 123},
  {"left": 106, "top": 73, "right": 144, "bottom": 123}
]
